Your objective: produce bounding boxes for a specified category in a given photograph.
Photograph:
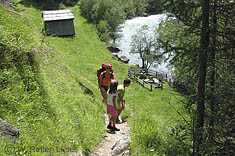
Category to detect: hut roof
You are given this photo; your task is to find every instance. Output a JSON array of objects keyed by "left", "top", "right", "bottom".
[{"left": 42, "top": 9, "right": 74, "bottom": 22}]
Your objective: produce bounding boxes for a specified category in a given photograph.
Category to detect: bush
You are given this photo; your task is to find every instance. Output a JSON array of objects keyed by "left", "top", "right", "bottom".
[{"left": 97, "top": 20, "right": 110, "bottom": 42}]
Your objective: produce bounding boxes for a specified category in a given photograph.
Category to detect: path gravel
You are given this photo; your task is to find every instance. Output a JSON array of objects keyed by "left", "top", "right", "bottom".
[
  {"left": 89, "top": 114, "right": 131, "bottom": 156},
  {"left": 70, "top": 114, "right": 131, "bottom": 156}
]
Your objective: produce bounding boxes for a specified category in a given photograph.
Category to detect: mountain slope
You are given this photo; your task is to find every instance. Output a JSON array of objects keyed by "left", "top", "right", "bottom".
[{"left": 1, "top": 2, "right": 187, "bottom": 156}]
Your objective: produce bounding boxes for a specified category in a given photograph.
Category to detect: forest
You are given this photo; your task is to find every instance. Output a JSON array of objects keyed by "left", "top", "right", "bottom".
[{"left": 158, "top": 1, "right": 234, "bottom": 155}]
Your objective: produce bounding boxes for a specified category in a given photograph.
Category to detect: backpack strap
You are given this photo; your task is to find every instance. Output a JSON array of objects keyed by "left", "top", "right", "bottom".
[{"left": 111, "top": 72, "right": 113, "bottom": 79}]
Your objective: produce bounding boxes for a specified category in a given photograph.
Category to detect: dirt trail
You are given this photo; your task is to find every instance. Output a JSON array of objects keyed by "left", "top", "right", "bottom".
[
  {"left": 73, "top": 71, "right": 131, "bottom": 155},
  {"left": 88, "top": 114, "right": 131, "bottom": 156},
  {"left": 70, "top": 114, "right": 131, "bottom": 156}
]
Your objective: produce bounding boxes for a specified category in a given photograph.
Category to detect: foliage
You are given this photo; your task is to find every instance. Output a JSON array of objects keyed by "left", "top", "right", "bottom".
[
  {"left": 146, "top": 0, "right": 164, "bottom": 14},
  {"left": 0, "top": 5, "right": 105, "bottom": 155},
  {"left": 130, "top": 25, "right": 164, "bottom": 69},
  {"left": 157, "top": 0, "right": 235, "bottom": 155},
  {"left": 17, "top": 0, "right": 165, "bottom": 42},
  {"left": 132, "top": 0, "right": 147, "bottom": 16},
  {"left": 127, "top": 84, "right": 190, "bottom": 155},
  {"left": 157, "top": 20, "right": 199, "bottom": 95},
  {"left": 0, "top": 2, "right": 195, "bottom": 156},
  {"left": 119, "top": 0, "right": 135, "bottom": 18},
  {"left": 0, "top": 6, "right": 46, "bottom": 118},
  {"left": 80, "top": 0, "right": 126, "bottom": 42},
  {"left": 0, "top": 6, "right": 57, "bottom": 155},
  {"left": 16, "top": 0, "right": 78, "bottom": 10},
  {"left": 97, "top": 20, "right": 110, "bottom": 42},
  {"left": 102, "top": 0, "right": 126, "bottom": 33},
  {"left": 79, "top": 0, "right": 95, "bottom": 22},
  {"left": 80, "top": 0, "right": 166, "bottom": 42}
]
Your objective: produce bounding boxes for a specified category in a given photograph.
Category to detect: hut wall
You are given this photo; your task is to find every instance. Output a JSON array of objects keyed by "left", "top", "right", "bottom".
[{"left": 45, "top": 20, "right": 75, "bottom": 36}]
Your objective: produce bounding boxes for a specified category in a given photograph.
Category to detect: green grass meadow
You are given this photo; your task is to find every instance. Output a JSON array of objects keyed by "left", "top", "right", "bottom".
[{"left": 0, "top": 1, "right": 190, "bottom": 155}]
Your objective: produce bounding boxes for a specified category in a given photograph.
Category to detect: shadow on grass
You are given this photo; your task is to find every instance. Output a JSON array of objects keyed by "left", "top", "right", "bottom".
[{"left": 18, "top": 0, "right": 78, "bottom": 10}]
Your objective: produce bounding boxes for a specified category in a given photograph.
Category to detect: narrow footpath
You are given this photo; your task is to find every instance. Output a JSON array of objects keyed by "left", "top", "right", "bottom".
[
  {"left": 89, "top": 114, "right": 131, "bottom": 156},
  {"left": 70, "top": 114, "right": 131, "bottom": 156}
]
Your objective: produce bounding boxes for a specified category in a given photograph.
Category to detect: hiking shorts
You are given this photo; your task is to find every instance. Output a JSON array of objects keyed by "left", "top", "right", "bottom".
[
  {"left": 100, "top": 86, "right": 108, "bottom": 92},
  {"left": 107, "top": 104, "right": 117, "bottom": 117}
]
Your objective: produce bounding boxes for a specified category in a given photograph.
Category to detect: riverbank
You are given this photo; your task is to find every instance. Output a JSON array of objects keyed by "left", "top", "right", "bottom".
[{"left": 115, "top": 14, "right": 170, "bottom": 74}]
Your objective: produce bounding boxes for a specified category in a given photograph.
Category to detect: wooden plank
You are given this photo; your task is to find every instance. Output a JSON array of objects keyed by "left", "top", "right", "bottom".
[
  {"left": 128, "top": 69, "right": 142, "bottom": 74},
  {"left": 42, "top": 9, "right": 72, "bottom": 14}
]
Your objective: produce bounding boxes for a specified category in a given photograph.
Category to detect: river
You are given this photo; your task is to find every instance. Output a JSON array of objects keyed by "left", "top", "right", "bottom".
[{"left": 115, "top": 14, "right": 170, "bottom": 74}]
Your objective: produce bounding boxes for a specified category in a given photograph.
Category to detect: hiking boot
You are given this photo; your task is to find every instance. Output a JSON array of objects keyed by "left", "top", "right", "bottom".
[
  {"left": 113, "top": 127, "right": 120, "bottom": 131},
  {"left": 107, "top": 125, "right": 113, "bottom": 129}
]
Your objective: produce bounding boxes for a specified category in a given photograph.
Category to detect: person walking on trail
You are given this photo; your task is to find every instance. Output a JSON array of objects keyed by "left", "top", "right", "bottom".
[
  {"left": 99, "top": 64, "right": 114, "bottom": 104},
  {"left": 106, "top": 79, "right": 120, "bottom": 131},
  {"left": 116, "top": 78, "right": 131, "bottom": 123}
]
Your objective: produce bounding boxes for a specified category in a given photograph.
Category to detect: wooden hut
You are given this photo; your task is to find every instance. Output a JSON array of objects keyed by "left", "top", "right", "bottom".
[{"left": 42, "top": 9, "right": 75, "bottom": 36}]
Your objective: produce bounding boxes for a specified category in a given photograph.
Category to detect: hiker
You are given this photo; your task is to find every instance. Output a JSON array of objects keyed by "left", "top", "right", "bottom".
[
  {"left": 99, "top": 64, "right": 114, "bottom": 104},
  {"left": 116, "top": 78, "right": 131, "bottom": 123},
  {"left": 106, "top": 79, "right": 120, "bottom": 131}
]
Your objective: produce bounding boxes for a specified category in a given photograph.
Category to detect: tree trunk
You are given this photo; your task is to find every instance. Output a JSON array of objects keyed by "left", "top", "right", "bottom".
[
  {"left": 208, "top": 0, "right": 217, "bottom": 141},
  {"left": 142, "top": 58, "right": 145, "bottom": 69},
  {"left": 195, "top": 0, "right": 210, "bottom": 153}
]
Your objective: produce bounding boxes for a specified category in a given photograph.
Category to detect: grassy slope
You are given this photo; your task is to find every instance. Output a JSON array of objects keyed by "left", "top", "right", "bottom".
[
  {"left": 0, "top": 2, "right": 189, "bottom": 156},
  {"left": 42, "top": 4, "right": 189, "bottom": 155},
  {"left": 0, "top": 4, "right": 105, "bottom": 156}
]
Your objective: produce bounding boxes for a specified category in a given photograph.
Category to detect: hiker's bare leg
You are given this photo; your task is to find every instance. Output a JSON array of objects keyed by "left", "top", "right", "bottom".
[
  {"left": 112, "top": 116, "right": 116, "bottom": 127},
  {"left": 109, "top": 116, "right": 113, "bottom": 126},
  {"left": 100, "top": 88, "right": 107, "bottom": 104},
  {"left": 117, "top": 109, "right": 122, "bottom": 122}
]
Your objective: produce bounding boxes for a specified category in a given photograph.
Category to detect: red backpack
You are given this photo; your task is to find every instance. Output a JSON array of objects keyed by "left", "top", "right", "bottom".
[{"left": 97, "top": 63, "right": 114, "bottom": 79}]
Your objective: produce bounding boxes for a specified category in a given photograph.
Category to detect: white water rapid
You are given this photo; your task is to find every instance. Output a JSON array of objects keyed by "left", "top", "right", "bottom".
[{"left": 115, "top": 14, "right": 170, "bottom": 74}]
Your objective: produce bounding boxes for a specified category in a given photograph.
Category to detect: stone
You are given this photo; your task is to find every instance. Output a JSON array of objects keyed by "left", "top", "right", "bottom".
[
  {"left": 107, "top": 46, "right": 121, "bottom": 53},
  {"left": 0, "top": 118, "right": 20, "bottom": 142},
  {"left": 171, "top": 18, "right": 184, "bottom": 26},
  {"left": 111, "top": 136, "right": 131, "bottom": 156},
  {"left": 112, "top": 53, "right": 129, "bottom": 64},
  {"left": 75, "top": 80, "right": 93, "bottom": 96},
  {"left": 113, "top": 53, "right": 119, "bottom": 58},
  {"left": 70, "top": 150, "right": 83, "bottom": 156},
  {"left": 118, "top": 55, "right": 129, "bottom": 63},
  {"left": 142, "top": 12, "right": 148, "bottom": 17}
]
